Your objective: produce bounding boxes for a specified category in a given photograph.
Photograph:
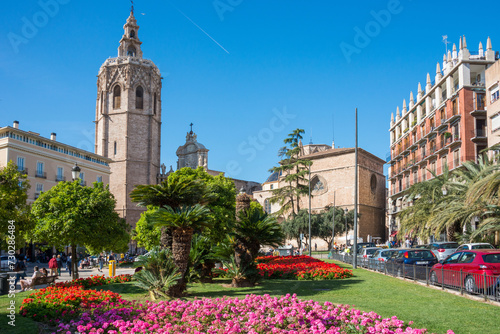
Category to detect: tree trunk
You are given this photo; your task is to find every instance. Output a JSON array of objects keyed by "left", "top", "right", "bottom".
[
  {"left": 159, "top": 226, "right": 173, "bottom": 251},
  {"left": 71, "top": 244, "right": 78, "bottom": 280},
  {"left": 169, "top": 227, "right": 194, "bottom": 297},
  {"left": 200, "top": 260, "right": 214, "bottom": 283}
]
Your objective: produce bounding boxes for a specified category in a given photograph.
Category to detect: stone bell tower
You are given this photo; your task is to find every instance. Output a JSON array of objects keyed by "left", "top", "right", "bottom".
[{"left": 95, "top": 8, "right": 162, "bottom": 228}]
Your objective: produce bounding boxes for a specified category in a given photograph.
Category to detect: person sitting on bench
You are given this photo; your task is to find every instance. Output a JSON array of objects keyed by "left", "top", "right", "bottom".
[{"left": 19, "top": 266, "right": 43, "bottom": 292}]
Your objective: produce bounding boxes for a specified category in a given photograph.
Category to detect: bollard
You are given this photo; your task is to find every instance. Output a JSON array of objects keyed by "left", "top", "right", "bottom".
[{"left": 109, "top": 260, "right": 116, "bottom": 277}]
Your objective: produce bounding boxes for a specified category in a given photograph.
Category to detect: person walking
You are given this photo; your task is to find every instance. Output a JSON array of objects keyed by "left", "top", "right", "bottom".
[
  {"left": 66, "top": 255, "right": 72, "bottom": 276},
  {"left": 48, "top": 255, "right": 58, "bottom": 276},
  {"left": 98, "top": 254, "right": 104, "bottom": 272},
  {"left": 56, "top": 254, "right": 62, "bottom": 276}
]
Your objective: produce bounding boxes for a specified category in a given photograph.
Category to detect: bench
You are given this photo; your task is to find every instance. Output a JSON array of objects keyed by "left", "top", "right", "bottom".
[{"left": 30, "top": 275, "right": 58, "bottom": 288}]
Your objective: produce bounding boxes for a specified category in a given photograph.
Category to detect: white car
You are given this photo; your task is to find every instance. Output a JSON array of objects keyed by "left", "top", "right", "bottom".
[
  {"left": 358, "top": 247, "right": 382, "bottom": 258},
  {"left": 455, "top": 243, "right": 495, "bottom": 252}
]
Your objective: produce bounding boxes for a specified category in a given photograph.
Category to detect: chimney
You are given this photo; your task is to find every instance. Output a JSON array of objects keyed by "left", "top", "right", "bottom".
[
  {"left": 50, "top": 133, "right": 57, "bottom": 141},
  {"left": 13, "top": 121, "right": 19, "bottom": 129}
]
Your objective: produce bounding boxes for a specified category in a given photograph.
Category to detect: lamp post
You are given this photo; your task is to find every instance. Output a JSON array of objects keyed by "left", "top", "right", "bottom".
[
  {"left": 70, "top": 163, "right": 81, "bottom": 279},
  {"left": 308, "top": 164, "right": 312, "bottom": 257},
  {"left": 71, "top": 163, "right": 81, "bottom": 181},
  {"left": 344, "top": 208, "right": 348, "bottom": 248},
  {"left": 331, "top": 191, "right": 335, "bottom": 252}
]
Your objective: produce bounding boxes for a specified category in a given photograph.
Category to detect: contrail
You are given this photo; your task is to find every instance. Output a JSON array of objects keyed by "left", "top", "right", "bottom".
[{"left": 168, "top": 2, "right": 230, "bottom": 54}]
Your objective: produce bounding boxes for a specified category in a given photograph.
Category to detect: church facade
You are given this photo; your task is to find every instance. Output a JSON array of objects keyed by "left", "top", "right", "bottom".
[{"left": 94, "top": 10, "right": 162, "bottom": 228}]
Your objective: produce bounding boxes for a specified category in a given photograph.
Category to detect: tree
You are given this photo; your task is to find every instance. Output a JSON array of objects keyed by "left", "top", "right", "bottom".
[
  {"left": 130, "top": 171, "right": 209, "bottom": 250},
  {"left": 0, "top": 161, "right": 33, "bottom": 249},
  {"left": 132, "top": 208, "right": 161, "bottom": 250},
  {"left": 319, "top": 207, "right": 355, "bottom": 249},
  {"left": 281, "top": 209, "right": 318, "bottom": 248},
  {"left": 31, "top": 181, "right": 130, "bottom": 279},
  {"left": 148, "top": 204, "right": 211, "bottom": 297},
  {"left": 269, "top": 129, "right": 312, "bottom": 217}
]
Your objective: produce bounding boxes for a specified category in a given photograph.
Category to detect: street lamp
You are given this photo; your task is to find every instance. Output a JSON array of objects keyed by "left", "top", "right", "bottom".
[
  {"left": 71, "top": 163, "right": 81, "bottom": 181},
  {"left": 308, "top": 164, "right": 312, "bottom": 257},
  {"left": 70, "top": 163, "right": 81, "bottom": 279},
  {"left": 344, "top": 208, "right": 348, "bottom": 248}
]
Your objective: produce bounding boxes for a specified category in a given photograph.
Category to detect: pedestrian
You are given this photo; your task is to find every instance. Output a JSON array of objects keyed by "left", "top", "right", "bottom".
[
  {"left": 98, "top": 254, "right": 104, "bottom": 272},
  {"left": 56, "top": 255, "right": 62, "bottom": 276},
  {"left": 48, "top": 255, "right": 58, "bottom": 276},
  {"left": 67, "top": 255, "right": 72, "bottom": 276},
  {"left": 13, "top": 256, "right": 27, "bottom": 287},
  {"left": 314, "top": 243, "right": 317, "bottom": 252}
]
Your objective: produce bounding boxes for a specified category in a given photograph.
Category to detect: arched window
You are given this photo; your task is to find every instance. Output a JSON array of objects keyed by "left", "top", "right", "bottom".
[
  {"left": 264, "top": 199, "right": 271, "bottom": 214},
  {"left": 127, "top": 46, "right": 136, "bottom": 57},
  {"left": 136, "top": 86, "right": 143, "bottom": 109},
  {"left": 153, "top": 92, "right": 157, "bottom": 115},
  {"left": 114, "top": 141, "right": 117, "bottom": 155},
  {"left": 130, "top": 30, "right": 135, "bottom": 38},
  {"left": 113, "top": 85, "right": 121, "bottom": 109}
]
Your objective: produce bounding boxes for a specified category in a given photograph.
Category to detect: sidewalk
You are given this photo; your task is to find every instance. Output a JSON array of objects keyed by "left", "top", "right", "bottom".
[{"left": 13, "top": 261, "right": 135, "bottom": 292}]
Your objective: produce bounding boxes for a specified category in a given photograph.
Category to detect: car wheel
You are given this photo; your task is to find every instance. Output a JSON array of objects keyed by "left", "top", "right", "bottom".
[
  {"left": 430, "top": 271, "right": 438, "bottom": 285},
  {"left": 465, "top": 276, "right": 477, "bottom": 294},
  {"left": 495, "top": 284, "right": 500, "bottom": 302}
]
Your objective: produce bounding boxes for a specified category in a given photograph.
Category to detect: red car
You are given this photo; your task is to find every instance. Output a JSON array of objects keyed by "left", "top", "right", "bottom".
[{"left": 429, "top": 250, "right": 500, "bottom": 294}]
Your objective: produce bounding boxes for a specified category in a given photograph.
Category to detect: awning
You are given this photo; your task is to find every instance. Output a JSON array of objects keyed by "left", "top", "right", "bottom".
[{"left": 390, "top": 231, "right": 398, "bottom": 237}]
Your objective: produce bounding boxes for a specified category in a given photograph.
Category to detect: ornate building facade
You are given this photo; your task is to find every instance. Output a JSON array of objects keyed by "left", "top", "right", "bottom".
[{"left": 94, "top": 10, "right": 162, "bottom": 227}]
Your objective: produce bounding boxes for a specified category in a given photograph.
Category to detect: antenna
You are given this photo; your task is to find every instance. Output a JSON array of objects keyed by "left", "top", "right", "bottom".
[
  {"left": 332, "top": 113, "right": 335, "bottom": 145},
  {"left": 309, "top": 128, "right": 313, "bottom": 145},
  {"left": 442, "top": 35, "right": 450, "bottom": 54}
]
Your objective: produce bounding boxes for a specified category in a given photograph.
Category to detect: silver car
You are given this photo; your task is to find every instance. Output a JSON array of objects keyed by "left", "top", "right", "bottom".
[
  {"left": 455, "top": 243, "right": 495, "bottom": 252},
  {"left": 429, "top": 242, "right": 459, "bottom": 261}
]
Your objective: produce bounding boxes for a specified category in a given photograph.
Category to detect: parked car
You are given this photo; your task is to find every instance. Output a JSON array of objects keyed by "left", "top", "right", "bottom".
[
  {"left": 429, "top": 250, "right": 500, "bottom": 294},
  {"left": 369, "top": 249, "right": 397, "bottom": 271},
  {"left": 413, "top": 244, "right": 429, "bottom": 249},
  {"left": 455, "top": 243, "right": 495, "bottom": 252},
  {"left": 350, "top": 242, "right": 376, "bottom": 255},
  {"left": 359, "top": 247, "right": 382, "bottom": 258},
  {"left": 494, "top": 276, "right": 500, "bottom": 301},
  {"left": 0, "top": 255, "right": 9, "bottom": 270},
  {"left": 428, "top": 242, "right": 459, "bottom": 261},
  {"left": 386, "top": 249, "right": 438, "bottom": 279}
]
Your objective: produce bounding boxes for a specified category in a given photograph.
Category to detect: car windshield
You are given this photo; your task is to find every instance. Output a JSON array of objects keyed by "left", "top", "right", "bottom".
[
  {"left": 366, "top": 249, "right": 379, "bottom": 255},
  {"left": 482, "top": 253, "right": 500, "bottom": 263},
  {"left": 471, "top": 244, "right": 494, "bottom": 250},
  {"left": 372, "top": 250, "right": 381, "bottom": 257}
]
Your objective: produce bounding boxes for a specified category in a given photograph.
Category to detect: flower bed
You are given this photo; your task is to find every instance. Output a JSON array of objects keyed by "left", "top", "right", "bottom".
[
  {"left": 19, "top": 285, "right": 130, "bottom": 326},
  {"left": 30, "top": 293, "right": 453, "bottom": 333},
  {"left": 54, "top": 274, "right": 132, "bottom": 289},
  {"left": 256, "top": 255, "right": 353, "bottom": 280}
]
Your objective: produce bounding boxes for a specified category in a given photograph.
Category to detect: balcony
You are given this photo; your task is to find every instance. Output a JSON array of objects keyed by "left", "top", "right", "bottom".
[
  {"left": 470, "top": 129, "right": 487, "bottom": 143},
  {"left": 35, "top": 171, "right": 47, "bottom": 179},
  {"left": 17, "top": 167, "right": 28, "bottom": 175},
  {"left": 56, "top": 175, "right": 66, "bottom": 182},
  {"left": 424, "top": 126, "right": 437, "bottom": 138},
  {"left": 436, "top": 119, "right": 448, "bottom": 131}
]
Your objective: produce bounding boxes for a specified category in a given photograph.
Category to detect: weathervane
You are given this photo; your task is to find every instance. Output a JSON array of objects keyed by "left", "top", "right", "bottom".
[
  {"left": 130, "top": 0, "right": 134, "bottom": 14},
  {"left": 442, "top": 35, "right": 450, "bottom": 54}
]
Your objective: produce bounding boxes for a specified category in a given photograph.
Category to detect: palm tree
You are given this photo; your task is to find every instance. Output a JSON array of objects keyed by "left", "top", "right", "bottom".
[
  {"left": 130, "top": 177, "right": 210, "bottom": 249},
  {"left": 149, "top": 204, "right": 211, "bottom": 297},
  {"left": 430, "top": 157, "right": 499, "bottom": 241},
  {"left": 232, "top": 206, "right": 284, "bottom": 284}
]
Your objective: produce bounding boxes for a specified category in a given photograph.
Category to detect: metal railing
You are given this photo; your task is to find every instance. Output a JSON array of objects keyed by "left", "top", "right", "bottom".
[{"left": 328, "top": 253, "right": 500, "bottom": 302}]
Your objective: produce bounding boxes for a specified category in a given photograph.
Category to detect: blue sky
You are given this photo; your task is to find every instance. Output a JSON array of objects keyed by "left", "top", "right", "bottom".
[{"left": 1, "top": 0, "right": 499, "bottom": 183}]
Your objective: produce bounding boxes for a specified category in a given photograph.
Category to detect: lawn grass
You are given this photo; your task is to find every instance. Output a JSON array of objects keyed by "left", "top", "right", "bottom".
[{"left": 1, "top": 260, "right": 498, "bottom": 334}]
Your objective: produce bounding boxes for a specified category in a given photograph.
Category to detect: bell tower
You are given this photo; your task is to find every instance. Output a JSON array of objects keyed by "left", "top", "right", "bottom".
[{"left": 95, "top": 8, "right": 162, "bottom": 229}]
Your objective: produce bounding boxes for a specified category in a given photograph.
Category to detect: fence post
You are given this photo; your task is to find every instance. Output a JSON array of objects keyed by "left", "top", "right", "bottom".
[
  {"left": 425, "top": 265, "right": 429, "bottom": 286},
  {"left": 484, "top": 272, "right": 487, "bottom": 301},
  {"left": 460, "top": 269, "right": 463, "bottom": 295},
  {"left": 441, "top": 266, "right": 444, "bottom": 290},
  {"left": 402, "top": 262, "right": 405, "bottom": 279},
  {"left": 413, "top": 264, "right": 416, "bottom": 281}
]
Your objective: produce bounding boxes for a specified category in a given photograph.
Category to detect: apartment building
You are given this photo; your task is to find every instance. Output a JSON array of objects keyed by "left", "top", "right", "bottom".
[
  {"left": 387, "top": 37, "right": 497, "bottom": 238},
  {"left": 0, "top": 121, "right": 111, "bottom": 203}
]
